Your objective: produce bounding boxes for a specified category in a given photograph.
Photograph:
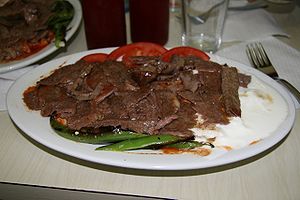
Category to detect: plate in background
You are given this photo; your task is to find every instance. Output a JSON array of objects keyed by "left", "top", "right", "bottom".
[{"left": 0, "top": 0, "right": 82, "bottom": 74}]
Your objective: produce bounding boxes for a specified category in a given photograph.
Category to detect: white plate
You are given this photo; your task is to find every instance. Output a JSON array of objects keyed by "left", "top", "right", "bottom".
[
  {"left": 0, "top": 0, "right": 82, "bottom": 74},
  {"left": 6, "top": 48, "right": 296, "bottom": 170}
]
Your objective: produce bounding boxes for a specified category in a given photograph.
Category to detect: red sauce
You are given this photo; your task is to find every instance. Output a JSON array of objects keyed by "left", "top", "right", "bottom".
[
  {"left": 250, "top": 140, "right": 261, "bottom": 145},
  {"left": 56, "top": 117, "right": 67, "bottom": 126},
  {"left": 2, "top": 31, "right": 54, "bottom": 63},
  {"left": 23, "top": 86, "right": 37, "bottom": 95},
  {"left": 162, "top": 147, "right": 212, "bottom": 156},
  {"left": 222, "top": 146, "right": 233, "bottom": 151}
]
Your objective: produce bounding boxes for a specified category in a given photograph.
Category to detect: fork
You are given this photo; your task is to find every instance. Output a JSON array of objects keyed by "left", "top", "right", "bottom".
[{"left": 246, "top": 42, "right": 300, "bottom": 104}]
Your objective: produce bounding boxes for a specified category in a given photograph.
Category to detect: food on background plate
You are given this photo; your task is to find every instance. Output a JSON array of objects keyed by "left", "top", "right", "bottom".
[
  {"left": 0, "top": 0, "right": 74, "bottom": 63},
  {"left": 23, "top": 43, "right": 288, "bottom": 156}
]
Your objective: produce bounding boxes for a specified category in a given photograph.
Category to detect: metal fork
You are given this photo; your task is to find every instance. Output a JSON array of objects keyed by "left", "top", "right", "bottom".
[{"left": 246, "top": 42, "right": 300, "bottom": 104}]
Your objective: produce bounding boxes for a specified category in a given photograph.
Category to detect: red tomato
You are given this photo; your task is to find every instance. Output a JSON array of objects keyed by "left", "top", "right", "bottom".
[
  {"left": 80, "top": 53, "right": 108, "bottom": 63},
  {"left": 161, "top": 46, "right": 210, "bottom": 62},
  {"left": 107, "top": 42, "right": 167, "bottom": 63}
]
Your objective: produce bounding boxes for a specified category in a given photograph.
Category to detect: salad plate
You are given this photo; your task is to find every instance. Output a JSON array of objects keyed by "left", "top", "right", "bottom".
[
  {"left": 6, "top": 48, "right": 295, "bottom": 170},
  {"left": 0, "top": 0, "right": 82, "bottom": 74}
]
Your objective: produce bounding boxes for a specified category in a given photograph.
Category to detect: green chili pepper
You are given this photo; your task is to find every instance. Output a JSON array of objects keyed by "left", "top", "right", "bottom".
[
  {"left": 163, "top": 141, "right": 214, "bottom": 149},
  {"left": 50, "top": 116, "right": 147, "bottom": 144},
  {"left": 47, "top": 0, "right": 74, "bottom": 48},
  {"left": 96, "top": 134, "right": 182, "bottom": 151}
]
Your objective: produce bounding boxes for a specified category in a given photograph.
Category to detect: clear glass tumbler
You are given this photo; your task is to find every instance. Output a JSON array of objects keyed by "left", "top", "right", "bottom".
[{"left": 181, "top": 0, "right": 229, "bottom": 53}]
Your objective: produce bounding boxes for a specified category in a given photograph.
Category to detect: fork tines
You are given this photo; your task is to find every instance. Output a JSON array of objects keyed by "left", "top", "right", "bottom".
[{"left": 246, "top": 42, "right": 271, "bottom": 69}]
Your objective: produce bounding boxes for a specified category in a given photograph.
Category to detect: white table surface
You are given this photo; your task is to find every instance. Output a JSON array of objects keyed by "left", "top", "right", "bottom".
[{"left": 1, "top": 3, "right": 300, "bottom": 200}]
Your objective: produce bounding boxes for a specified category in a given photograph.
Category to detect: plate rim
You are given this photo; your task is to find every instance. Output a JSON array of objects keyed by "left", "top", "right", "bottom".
[
  {"left": 6, "top": 48, "right": 296, "bottom": 170},
  {"left": 0, "top": 0, "right": 82, "bottom": 74}
]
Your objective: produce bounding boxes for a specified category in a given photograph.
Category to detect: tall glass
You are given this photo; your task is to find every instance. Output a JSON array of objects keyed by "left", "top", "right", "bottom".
[
  {"left": 181, "top": 0, "right": 229, "bottom": 53},
  {"left": 129, "top": 0, "right": 169, "bottom": 45},
  {"left": 82, "top": 0, "right": 127, "bottom": 49}
]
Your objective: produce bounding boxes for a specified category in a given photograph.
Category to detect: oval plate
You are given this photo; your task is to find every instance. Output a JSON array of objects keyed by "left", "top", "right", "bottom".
[{"left": 6, "top": 48, "right": 296, "bottom": 170}]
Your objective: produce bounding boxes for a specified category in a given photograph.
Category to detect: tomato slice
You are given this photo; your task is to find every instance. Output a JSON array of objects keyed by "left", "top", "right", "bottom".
[
  {"left": 80, "top": 53, "right": 108, "bottom": 63},
  {"left": 161, "top": 46, "right": 210, "bottom": 62},
  {"left": 107, "top": 42, "right": 167, "bottom": 62}
]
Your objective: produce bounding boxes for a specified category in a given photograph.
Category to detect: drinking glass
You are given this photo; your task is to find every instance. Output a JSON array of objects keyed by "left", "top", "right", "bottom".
[
  {"left": 129, "top": 0, "right": 169, "bottom": 45},
  {"left": 82, "top": 0, "right": 127, "bottom": 49},
  {"left": 181, "top": 0, "right": 229, "bottom": 53}
]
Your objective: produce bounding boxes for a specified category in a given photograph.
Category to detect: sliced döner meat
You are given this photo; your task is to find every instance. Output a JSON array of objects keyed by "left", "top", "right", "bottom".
[
  {"left": 23, "top": 56, "right": 251, "bottom": 139},
  {"left": 23, "top": 85, "right": 77, "bottom": 117},
  {"left": 221, "top": 66, "right": 241, "bottom": 117}
]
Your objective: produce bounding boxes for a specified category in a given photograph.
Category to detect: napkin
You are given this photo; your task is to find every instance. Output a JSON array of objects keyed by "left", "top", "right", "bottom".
[
  {"left": 216, "top": 36, "right": 300, "bottom": 109},
  {"left": 223, "top": 9, "right": 288, "bottom": 42},
  {"left": 0, "top": 66, "right": 35, "bottom": 111},
  {"left": 229, "top": 0, "right": 268, "bottom": 10}
]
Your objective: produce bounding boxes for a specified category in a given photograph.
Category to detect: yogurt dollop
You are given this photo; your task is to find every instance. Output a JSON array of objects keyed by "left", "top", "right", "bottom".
[{"left": 192, "top": 75, "right": 288, "bottom": 150}]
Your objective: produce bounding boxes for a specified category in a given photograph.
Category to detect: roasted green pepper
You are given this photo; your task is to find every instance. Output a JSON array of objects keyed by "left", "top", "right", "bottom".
[
  {"left": 163, "top": 141, "right": 214, "bottom": 149},
  {"left": 50, "top": 116, "right": 206, "bottom": 152},
  {"left": 47, "top": 0, "right": 74, "bottom": 48},
  {"left": 96, "top": 134, "right": 183, "bottom": 151},
  {"left": 50, "top": 116, "right": 147, "bottom": 144}
]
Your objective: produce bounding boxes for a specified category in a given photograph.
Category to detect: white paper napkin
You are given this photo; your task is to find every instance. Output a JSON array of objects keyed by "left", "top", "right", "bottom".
[
  {"left": 229, "top": 0, "right": 268, "bottom": 10},
  {"left": 0, "top": 66, "right": 36, "bottom": 111},
  {"left": 216, "top": 36, "right": 300, "bottom": 109},
  {"left": 229, "top": 0, "right": 267, "bottom": 9},
  {"left": 223, "top": 9, "right": 288, "bottom": 42}
]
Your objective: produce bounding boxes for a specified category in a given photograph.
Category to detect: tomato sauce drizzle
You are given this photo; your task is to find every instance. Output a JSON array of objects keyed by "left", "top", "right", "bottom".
[
  {"left": 162, "top": 147, "right": 212, "bottom": 156},
  {"left": 3, "top": 31, "right": 55, "bottom": 63}
]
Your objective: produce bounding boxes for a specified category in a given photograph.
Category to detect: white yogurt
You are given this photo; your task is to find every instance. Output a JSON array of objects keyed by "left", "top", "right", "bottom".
[{"left": 192, "top": 75, "right": 288, "bottom": 150}]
